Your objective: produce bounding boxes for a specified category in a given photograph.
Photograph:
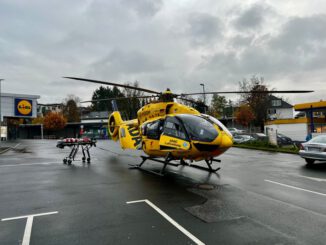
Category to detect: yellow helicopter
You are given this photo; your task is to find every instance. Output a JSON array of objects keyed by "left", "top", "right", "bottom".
[{"left": 65, "top": 77, "right": 313, "bottom": 176}]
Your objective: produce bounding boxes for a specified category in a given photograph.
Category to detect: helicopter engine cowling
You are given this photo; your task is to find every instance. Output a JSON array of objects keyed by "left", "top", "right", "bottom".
[{"left": 108, "top": 111, "right": 123, "bottom": 141}]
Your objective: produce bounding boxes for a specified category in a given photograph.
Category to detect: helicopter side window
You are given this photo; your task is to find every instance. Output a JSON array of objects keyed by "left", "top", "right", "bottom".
[
  {"left": 163, "top": 117, "right": 187, "bottom": 140},
  {"left": 145, "top": 120, "right": 161, "bottom": 140}
]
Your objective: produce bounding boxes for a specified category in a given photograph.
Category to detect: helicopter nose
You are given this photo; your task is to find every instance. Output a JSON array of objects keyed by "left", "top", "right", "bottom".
[{"left": 221, "top": 132, "right": 233, "bottom": 149}]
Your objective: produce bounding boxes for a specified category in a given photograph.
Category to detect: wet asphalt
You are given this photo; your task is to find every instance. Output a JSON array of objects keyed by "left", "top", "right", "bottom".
[{"left": 1, "top": 140, "right": 326, "bottom": 245}]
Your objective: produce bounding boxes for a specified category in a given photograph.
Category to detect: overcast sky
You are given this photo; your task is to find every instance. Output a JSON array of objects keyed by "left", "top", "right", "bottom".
[{"left": 1, "top": 0, "right": 325, "bottom": 105}]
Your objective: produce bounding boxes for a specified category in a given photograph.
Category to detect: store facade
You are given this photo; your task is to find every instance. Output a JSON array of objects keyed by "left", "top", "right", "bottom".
[{"left": 0, "top": 93, "right": 40, "bottom": 140}]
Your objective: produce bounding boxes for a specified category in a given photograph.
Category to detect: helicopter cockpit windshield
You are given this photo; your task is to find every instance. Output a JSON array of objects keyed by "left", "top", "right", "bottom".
[{"left": 176, "top": 114, "right": 218, "bottom": 142}]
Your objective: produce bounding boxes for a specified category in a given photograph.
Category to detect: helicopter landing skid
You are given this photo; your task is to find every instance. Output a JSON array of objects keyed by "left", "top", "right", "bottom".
[
  {"left": 188, "top": 158, "right": 221, "bottom": 172},
  {"left": 129, "top": 155, "right": 221, "bottom": 176}
]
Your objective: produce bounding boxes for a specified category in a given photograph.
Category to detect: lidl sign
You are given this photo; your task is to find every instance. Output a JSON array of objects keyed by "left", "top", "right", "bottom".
[{"left": 15, "top": 98, "right": 33, "bottom": 117}]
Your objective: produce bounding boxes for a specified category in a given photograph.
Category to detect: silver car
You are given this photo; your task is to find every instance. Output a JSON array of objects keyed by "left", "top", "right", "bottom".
[
  {"left": 233, "top": 134, "right": 254, "bottom": 144},
  {"left": 299, "top": 135, "right": 326, "bottom": 165}
]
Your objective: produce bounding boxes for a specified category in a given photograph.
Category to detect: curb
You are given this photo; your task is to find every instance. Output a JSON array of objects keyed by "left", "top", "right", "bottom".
[{"left": 232, "top": 145, "right": 299, "bottom": 155}]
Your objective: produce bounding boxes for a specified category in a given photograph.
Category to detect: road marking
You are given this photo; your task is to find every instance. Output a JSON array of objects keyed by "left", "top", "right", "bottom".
[
  {"left": 0, "top": 160, "right": 97, "bottom": 168},
  {"left": 0, "top": 162, "right": 59, "bottom": 167},
  {"left": 1, "top": 211, "right": 58, "bottom": 245},
  {"left": 265, "top": 179, "right": 326, "bottom": 197},
  {"left": 296, "top": 175, "right": 326, "bottom": 182},
  {"left": 0, "top": 143, "right": 21, "bottom": 154},
  {"left": 127, "top": 199, "right": 205, "bottom": 245}
]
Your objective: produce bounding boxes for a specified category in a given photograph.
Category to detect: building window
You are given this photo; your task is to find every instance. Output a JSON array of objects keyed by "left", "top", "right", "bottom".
[
  {"left": 271, "top": 100, "right": 282, "bottom": 107},
  {"left": 268, "top": 109, "right": 276, "bottom": 114}
]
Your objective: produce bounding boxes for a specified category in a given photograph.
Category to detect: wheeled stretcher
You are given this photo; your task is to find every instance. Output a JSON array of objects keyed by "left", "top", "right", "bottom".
[{"left": 56, "top": 138, "right": 96, "bottom": 165}]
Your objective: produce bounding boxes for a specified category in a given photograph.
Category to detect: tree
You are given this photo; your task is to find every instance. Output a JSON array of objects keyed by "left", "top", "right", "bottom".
[
  {"left": 122, "top": 81, "right": 144, "bottom": 119},
  {"left": 63, "top": 95, "right": 81, "bottom": 122},
  {"left": 91, "top": 85, "right": 125, "bottom": 111},
  {"left": 209, "top": 94, "right": 227, "bottom": 118},
  {"left": 32, "top": 116, "right": 44, "bottom": 125},
  {"left": 235, "top": 104, "right": 255, "bottom": 127},
  {"left": 239, "top": 76, "right": 269, "bottom": 130},
  {"left": 223, "top": 99, "right": 235, "bottom": 119},
  {"left": 189, "top": 98, "right": 207, "bottom": 113},
  {"left": 43, "top": 112, "right": 67, "bottom": 131}
]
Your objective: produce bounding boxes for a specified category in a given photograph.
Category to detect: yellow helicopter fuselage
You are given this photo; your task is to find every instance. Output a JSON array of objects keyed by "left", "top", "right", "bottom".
[{"left": 108, "top": 101, "right": 233, "bottom": 161}]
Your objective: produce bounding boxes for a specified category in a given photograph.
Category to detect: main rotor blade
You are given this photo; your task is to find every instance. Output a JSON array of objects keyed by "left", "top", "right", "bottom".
[
  {"left": 64, "top": 76, "right": 161, "bottom": 95},
  {"left": 177, "top": 97, "right": 208, "bottom": 108},
  {"left": 81, "top": 95, "right": 160, "bottom": 103},
  {"left": 181, "top": 90, "right": 314, "bottom": 96}
]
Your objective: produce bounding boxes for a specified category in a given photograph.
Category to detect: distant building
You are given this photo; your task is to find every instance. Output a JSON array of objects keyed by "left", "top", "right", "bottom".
[
  {"left": 37, "top": 103, "right": 63, "bottom": 117},
  {"left": 81, "top": 110, "right": 109, "bottom": 123},
  {"left": 267, "top": 95, "right": 293, "bottom": 120},
  {"left": 0, "top": 92, "right": 40, "bottom": 140},
  {"left": 265, "top": 100, "right": 326, "bottom": 141}
]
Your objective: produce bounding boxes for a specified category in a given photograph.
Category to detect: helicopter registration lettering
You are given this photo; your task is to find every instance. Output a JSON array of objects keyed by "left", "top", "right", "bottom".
[
  {"left": 119, "top": 125, "right": 142, "bottom": 150},
  {"left": 128, "top": 126, "right": 142, "bottom": 148}
]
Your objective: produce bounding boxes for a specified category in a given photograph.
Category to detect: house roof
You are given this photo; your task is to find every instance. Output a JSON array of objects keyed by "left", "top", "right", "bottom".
[{"left": 268, "top": 95, "right": 293, "bottom": 109}]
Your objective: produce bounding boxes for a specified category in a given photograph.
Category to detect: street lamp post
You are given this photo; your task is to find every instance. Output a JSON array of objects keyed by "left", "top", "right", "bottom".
[
  {"left": 0, "top": 79, "right": 3, "bottom": 127},
  {"left": 0, "top": 79, "right": 3, "bottom": 141},
  {"left": 200, "top": 83, "right": 206, "bottom": 113}
]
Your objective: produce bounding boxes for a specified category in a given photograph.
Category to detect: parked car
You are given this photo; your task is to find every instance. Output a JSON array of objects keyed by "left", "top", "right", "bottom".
[
  {"left": 227, "top": 128, "right": 246, "bottom": 135},
  {"left": 277, "top": 133, "right": 293, "bottom": 145},
  {"left": 233, "top": 134, "right": 254, "bottom": 144},
  {"left": 299, "top": 135, "right": 326, "bottom": 165},
  {"left": 252, "top": 133, "right": 268, "bottom": 141}
]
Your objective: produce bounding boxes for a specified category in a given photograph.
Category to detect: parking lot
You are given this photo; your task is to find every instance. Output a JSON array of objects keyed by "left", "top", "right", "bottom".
[{"left": 1, "top": 140, "right": 326, "bottom": 244}]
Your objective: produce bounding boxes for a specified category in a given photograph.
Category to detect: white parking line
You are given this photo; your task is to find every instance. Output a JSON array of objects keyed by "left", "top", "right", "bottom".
[
  {"left": 127, "top": 199, "right": 205, "bottom": 245},
  {"left": 0, "top": 143, "right": 21, "bottom": 154},
  {"left": 0, "top": 160, "right": 95, "bottom": 168},
  {"left": 2, "top": 211, "right": 58, "bottom": 245},
  {"left": 0, "top": 162, "right": 59, "bottom": 167},
  {"left": 295, "top": 175, "right": 326, "bottom": 182},
  {"left": 265, "top": 179, "right": 326, "bottom": 197}
]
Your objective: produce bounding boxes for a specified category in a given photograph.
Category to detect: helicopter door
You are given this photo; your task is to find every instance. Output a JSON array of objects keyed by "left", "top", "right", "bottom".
[
  {"left": 142, "top": 119, "right": 163, "bottom": 151},
  {"left": 159, "top": 117, "right": 190, "bottom": 151}
]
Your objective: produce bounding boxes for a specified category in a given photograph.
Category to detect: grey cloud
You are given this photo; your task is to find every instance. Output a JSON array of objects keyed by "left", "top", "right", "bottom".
[
  {"left": 0, "top": 0, "right": 324, "bottom": 105},
  {"left": 201, "top": 12, "right": 326, "bottom": 81},
  {"left": 230, "top": 35, "right": 253, "bottom": 48},
  {"left": 88, "top": 49, "right": 166, "bottom": 79},
  {"left": 233, "top": 4, "right": 271, "bottom": 30},
  {"left": 270, "top": 14, "right": 326, "bottom": 52},
  {"left": 120, "top": 0, "right": 163, "bottom": 17},
  {"left": 187, "top": 13, "right": 223, "bottom": 46}
]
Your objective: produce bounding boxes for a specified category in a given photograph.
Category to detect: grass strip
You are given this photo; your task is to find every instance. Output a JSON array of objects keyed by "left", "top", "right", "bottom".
[{"left": 233, "top": 141, "right": 299, "bottom": 154}]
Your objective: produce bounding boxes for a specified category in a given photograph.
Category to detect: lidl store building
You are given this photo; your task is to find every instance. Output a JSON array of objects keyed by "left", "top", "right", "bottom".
[{"left": 0, "top": 93, "right": 40, "bottom": 140}]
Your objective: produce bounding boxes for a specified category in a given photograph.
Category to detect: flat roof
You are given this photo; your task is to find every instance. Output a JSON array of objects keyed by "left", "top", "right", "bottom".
[
  {"left": 265, "top": 117, "right": 326, "bottom": 125},
  {"left": 1, "top": 92, "right": 40, "bottom": 99},
  {"left": 294, "top": 101, "right": 326, "bottom": 111}
]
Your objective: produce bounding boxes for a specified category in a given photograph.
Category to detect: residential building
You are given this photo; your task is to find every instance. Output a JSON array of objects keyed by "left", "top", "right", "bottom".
[
  {"left": 37, "top": 103, "right": 63, "bottom": 117},
  {"left": 267, "top": 95, "right": 294, "bottom": 120}
]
